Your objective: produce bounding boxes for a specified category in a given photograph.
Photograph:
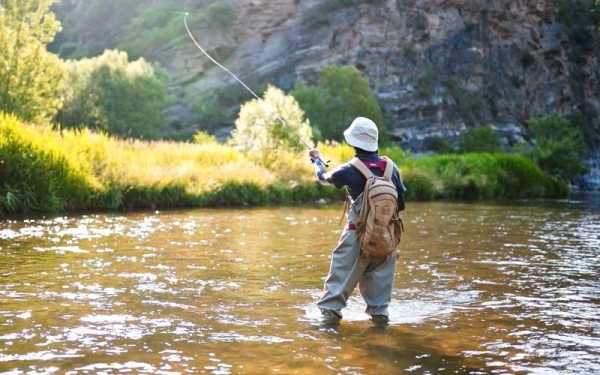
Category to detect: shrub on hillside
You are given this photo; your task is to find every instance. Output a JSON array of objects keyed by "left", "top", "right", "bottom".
[
  {"left": 196, "top": 85, "right": 254, "bottom": 128},
  {"left": 458, "top": 126, "right": 501, "bottom": 153},
  {"left": 50, "top": 0, "right": 141, "bottom": 58},
  {"left": 202, "top": 1, "right": 238, "bottom": 27},
  {"left": 232, "top": 86, "right": 313, "bottom": 156},
  {"left": 56, "top": 50, "right": 169, "bottom": 139},
  {"left": 292, "top": 65, "right": 384, "bottom": 142},
  {"left": 117, "top": 2, "right": 183, "bottom": 58},
  {"left": 527, "top": 113, "right": 586, "bottom": 182},
  {"left": 424, "top": 136, "right": 454, "bottom": 154}
]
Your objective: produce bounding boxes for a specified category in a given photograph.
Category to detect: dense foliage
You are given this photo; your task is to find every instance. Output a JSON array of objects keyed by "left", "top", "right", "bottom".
[
  {"left": 403, "top": 153, "right": 566, "bottom": 201},
  {"left": 458, "top": 126, "right": 501, "bottom": 153},
  {"left": 423, "top": 136, "right": 454, "bottom": 154},
  {"left": 232, "top": 86, "right": 313, "bottom": 154},
  {"left": 0, "top": 0, "right": 65, "bottom": 122},
  {"left": 527, "top": 113, "right": 586, "bottom": 182},
  {"left": 292, "top": 65, "right": 384, "bottom": 142},
  {"left": 196, "top": 84, "right": 257, "bottom": 131},
  {"left": 50, "top": 0, "right": 140, "bottom": 58},
  {"left": 56, "top": 50, "right": 169, "bottom": 139},
  {"left": 201, "top": 1, "right": 238, "bottom": 28}
]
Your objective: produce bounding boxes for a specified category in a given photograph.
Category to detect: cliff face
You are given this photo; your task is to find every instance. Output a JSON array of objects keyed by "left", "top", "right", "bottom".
[{"left": 53, "top": 0, "right": 600, "bottom": 150}]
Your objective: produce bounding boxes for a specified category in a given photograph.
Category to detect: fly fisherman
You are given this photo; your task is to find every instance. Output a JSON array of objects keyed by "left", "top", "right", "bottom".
[{"left": 309, "top": 117, "right": 406, "bottom": 325}]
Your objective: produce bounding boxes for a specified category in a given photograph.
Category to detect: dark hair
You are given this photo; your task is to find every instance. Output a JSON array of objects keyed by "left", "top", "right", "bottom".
[{"left": 354, "top": 147, "right": 378, "bottom": 154}]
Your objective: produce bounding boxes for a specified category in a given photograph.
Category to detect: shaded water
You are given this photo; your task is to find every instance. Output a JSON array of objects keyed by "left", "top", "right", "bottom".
[{"left": 0, "top": 198, "right": 599, "bottom": 374}]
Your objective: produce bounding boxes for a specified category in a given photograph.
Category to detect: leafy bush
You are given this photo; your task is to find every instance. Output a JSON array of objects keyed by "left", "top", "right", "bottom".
[
  {"left": 232, "top": 86, "right": 313, "bottom": 155},
  {"left": 401, "top": 168, "right": 439, "bottom": 201},
  {"left": 196, "top": 84, "right": 255, "bottom": 128},
  {"left": 527, "top": 113, "right": 586, "bottom": 182},
  {"left": 292, "top": 65, "right": 384, "bottom": 142},
  {"left": 406, "top": 153, "right": 566, "bottom": 200},
  {"left": 197, "top": 96, "right": 228, "bottom": 126},
  {"left": 0, "top": 0, "right": 65, "bottom": 122},
  {"left": 458, "top": 126, "right": 501, "bottom": 153},
  {"left": 56, "top": 50, "right": 169, "bottom": 139},
  {"left": 194, "top": 131, "right": 218, "bottom": 145},
  {"left": 424, "top": 136, "right": 454, "bottom": 153},
  {"left": 201, "top": 1, "right": 238, "bottom": 28}
]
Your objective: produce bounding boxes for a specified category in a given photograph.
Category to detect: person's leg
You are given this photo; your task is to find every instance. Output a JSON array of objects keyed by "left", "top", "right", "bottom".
[
  {"left": 317, "top": 230, "right": 366, "bottom": 317},
  {"left": 358, "top": 252, "right": 397, "bottom": 317}
]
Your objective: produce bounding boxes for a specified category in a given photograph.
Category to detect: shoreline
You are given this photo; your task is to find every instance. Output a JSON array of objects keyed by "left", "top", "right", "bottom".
[
  {"left": 4, "top": 192, "right": 598, "bottom": 222},
  {"left": 1, "top": 115, "right": 568, "bottom": 217}
]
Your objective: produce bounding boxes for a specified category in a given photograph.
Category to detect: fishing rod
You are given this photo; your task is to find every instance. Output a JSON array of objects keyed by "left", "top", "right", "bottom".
[{"left": 182, "top": 12, "right": 329, "bottom": 167}]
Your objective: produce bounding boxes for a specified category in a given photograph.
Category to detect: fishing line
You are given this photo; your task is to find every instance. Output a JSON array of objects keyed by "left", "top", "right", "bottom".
[
  {"left": 182, "top": 12, "right": 315, "bottom": 151},
  {"left": 183, "top": 12, "right": 261, "bottom": 101}
]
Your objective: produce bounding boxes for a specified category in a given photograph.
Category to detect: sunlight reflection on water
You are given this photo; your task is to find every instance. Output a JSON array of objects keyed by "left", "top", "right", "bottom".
[{"left": 0, "top": 199, "right": 599, "bottom": 374}]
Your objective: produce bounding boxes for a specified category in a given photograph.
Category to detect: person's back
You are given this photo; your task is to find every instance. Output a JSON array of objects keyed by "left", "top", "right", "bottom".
[
  {"left": 326, "top": 148, "right": 405, "bottom": 210},
  {"left": 309, "top": 117, "right": 406, "bottom": 325}
]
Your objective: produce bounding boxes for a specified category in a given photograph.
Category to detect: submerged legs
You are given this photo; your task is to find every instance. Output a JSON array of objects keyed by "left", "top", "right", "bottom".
[{"left": 317, "top": 228, "right": 397, "bottom": 320}]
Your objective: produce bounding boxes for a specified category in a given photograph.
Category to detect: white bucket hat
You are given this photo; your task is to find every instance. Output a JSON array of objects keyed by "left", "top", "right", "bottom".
[{"left": 343, "top": 117, "right": 379, "bottom": 152}]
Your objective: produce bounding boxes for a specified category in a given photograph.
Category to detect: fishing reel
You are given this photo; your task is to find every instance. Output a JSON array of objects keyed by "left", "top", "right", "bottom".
[{"left": 310, "top": 153, "right": 331, "bottom": 170}]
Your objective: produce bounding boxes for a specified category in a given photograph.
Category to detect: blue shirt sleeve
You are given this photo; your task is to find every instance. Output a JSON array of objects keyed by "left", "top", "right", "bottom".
[{"left": 329, "top": 163, "right": 352, "bottom": 189}]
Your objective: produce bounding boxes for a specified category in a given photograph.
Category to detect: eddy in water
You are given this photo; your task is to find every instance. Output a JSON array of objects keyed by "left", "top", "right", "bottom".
[{"left": 309, "top": 117, "right": 406, "bottom": 325}]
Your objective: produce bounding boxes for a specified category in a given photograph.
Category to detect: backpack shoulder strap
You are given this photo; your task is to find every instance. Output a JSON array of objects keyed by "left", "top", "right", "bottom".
[
  {"left": 381, "top": 156, "right": 395, "bottom": 181},
  {"left": 349, "top": 157, "right": 375, "bottom": 179}
]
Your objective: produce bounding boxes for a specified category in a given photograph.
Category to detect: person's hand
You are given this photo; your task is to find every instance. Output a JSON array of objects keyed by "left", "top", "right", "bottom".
[{"left": 309, "top": 148, "right": 321, "bottom": 162}]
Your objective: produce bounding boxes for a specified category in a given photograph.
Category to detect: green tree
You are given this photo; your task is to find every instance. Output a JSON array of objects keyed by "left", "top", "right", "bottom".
[
  {"left": 292, "top": 65, "right": 384, "bottom": 142},
  {"left": 203, "top": 1, "right": 238, "bottom": 28},
  {"left": 56, "top": 50, "right": 169, "bottom": 139},
  {"left": 528, "top": 113, "right": 586, "bottom": 182},
  {"left": 458, "top": 126, "right": 501, "bottom": 153},
  {"left": 232, "top": 85, "right": 312, "bottom": 154},
  {"left": 0, "top": 0, "right": 65, "bottom": 122}
]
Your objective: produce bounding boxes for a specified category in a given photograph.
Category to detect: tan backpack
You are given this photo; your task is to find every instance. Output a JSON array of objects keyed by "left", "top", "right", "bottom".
[{"left": 350, "top": 157, "right": 404, "bottom": 258}]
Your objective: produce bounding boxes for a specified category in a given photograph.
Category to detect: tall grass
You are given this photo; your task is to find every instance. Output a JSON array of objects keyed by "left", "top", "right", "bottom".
[{"left": 0, "top": 113, "right": 568, "bottom": 215}]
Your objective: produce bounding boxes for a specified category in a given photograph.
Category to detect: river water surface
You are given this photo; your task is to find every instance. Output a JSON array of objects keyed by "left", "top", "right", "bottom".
[{"left": 0, "top": 198, "right": 599, "bottom": 374}]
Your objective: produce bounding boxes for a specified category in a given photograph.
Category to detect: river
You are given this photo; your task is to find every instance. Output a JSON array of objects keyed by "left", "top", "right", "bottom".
[{"left": 0, "top": 197, "right": 599, "bottom": 374}]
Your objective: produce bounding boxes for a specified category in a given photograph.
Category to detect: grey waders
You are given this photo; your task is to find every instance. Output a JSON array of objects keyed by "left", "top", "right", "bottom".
[{"left": 317, "top": 194, "right": 397, "bottom": 319}]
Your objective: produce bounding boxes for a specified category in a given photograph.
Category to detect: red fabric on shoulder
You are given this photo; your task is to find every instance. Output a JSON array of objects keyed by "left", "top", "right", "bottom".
[{"left": 362, "top": 159, "right": 387, "bottom": 172}]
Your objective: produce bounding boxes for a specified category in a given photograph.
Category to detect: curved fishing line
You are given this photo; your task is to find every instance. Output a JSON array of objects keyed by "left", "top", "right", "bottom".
[
  {"left": 182, "top": 12, "right": 314, "bottom": 150},
  {"left": 183, "top": 12, "right": 260, "bottom": 100}
]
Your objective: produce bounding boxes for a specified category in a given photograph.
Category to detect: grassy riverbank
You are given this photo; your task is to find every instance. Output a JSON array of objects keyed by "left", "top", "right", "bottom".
[{"left": 0, "top": 114, "right": 567, "bottom": 215}]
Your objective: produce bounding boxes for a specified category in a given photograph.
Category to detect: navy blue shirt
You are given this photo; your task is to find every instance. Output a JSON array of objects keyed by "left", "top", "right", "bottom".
[{"left": 329, "top": 151, "right": 406, "bottom": 210}]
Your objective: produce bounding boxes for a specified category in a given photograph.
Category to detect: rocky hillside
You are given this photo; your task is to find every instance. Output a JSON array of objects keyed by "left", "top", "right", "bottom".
[{"left": 51, "top": 0, "right": 600, "bottom": 151}]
